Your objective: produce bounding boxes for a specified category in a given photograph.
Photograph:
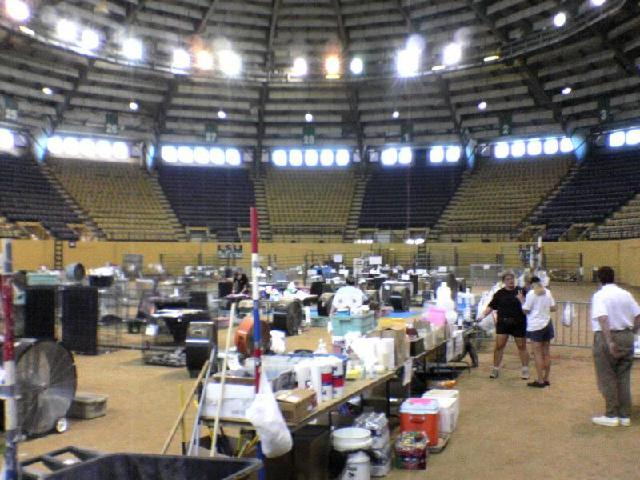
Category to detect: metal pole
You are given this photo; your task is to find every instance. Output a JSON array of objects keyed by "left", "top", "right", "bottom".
[
  {"left": 250, "top": 207, "right": 265, "bottom": 480},
  {"left": 1, "top": 275, "right": 19, "bottom": 480}
]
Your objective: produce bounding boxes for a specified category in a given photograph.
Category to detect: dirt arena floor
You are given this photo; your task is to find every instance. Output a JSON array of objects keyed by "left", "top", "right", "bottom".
[{"left": 10, "top": 283, "right": 640, "bottom": 478}]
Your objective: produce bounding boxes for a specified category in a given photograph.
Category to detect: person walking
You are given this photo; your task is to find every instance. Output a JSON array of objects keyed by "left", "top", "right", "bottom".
[
  {"left": 481, "top": 271, "right": 530, "bottom": 379},
  {"left": 522, "top": 277, "right": 556, "bottom": 388},
  {"left": 590, "top": 266, "right": 640, "bottom": 427}
]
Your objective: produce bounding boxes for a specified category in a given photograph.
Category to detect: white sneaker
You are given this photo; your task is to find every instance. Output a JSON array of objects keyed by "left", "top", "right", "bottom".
[
  {"left": 592, "top": 416, "right": 620, "bottom": 427},
  {"left": 521, "top": 366, "right": 530, "bottom": 380},
  {"left": 620, "top": 418, "right": 631, "bottom": 427},
  {"left": 490, "top": 367, "right": 500, "bottom": 379}
]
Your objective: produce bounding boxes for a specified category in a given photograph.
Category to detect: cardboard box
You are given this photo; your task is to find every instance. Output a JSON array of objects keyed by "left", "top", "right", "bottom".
[
  {"left": 380, "top": 326, "right": 409, "bottom": 366},
  {"left": 276, "top": 388, "right": 317, "bottom": 423},
  {"left": 202, "top": 382, "right": 255, "bottom": 419}
]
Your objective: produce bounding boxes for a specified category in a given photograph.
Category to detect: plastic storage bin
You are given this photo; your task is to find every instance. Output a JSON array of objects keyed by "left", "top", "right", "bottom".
[
  {"left": 330, "top": 312, "right": 376, "bottom": 337},
  {"left": 21, "top": 447, "right": 262, "bottom": 480},
  {"left": 400, "top": 398, "right": 440, "bottom": 446}
]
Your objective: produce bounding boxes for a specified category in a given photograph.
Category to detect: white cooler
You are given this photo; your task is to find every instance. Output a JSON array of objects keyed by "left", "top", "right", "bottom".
[{"left": 423, "top": 389, "right": 459, "bottom": 434}]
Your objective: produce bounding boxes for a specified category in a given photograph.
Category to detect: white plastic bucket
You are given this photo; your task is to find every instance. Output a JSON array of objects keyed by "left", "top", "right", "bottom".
[
  {"left": 332, "top": 427, "right": 372, "bottom": 452},
  {"left": 340, "top": 451, "right": 371, "bottom": 480}
]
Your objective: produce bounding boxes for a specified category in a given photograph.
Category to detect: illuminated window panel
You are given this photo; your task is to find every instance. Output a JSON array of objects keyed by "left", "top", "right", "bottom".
[
  {"left": 336, "top": 149, "right": 350, "bottom": 166},
  {"left": 445, "top": 146, "right": 461, "bottom": 163},
  {"left": 381, "top": 148, "right": 398, "bottom": 166},
  {"left": 429, "top": 146, "right": 444, "bottom": 163},
  {"left": 320, "top": 149, "right": 334, "bottom": 167}
]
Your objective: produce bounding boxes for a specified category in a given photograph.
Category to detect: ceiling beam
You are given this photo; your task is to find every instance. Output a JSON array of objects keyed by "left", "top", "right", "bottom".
[
  {"left": 153, "top": 77, "right": 178, "bottom": 142},
  {"left": 597, "top": 30, "right": 639, "bottom": 77},
  {"left": 395, "top": 0, "right": 416, "bottom": 33},
  {"left": 332, "top": 0, "right": 364, "bottom": 153},
  {"left": 465, "top": 0, "right": 569, "bottom": 135},
  {"left": 195, "top": 0, "right": 221, "bottom": 35},
  {"left": 436, "top": 76, "right": 467, "bottom": 150},
  {"left": 125, "top": 1, "right": 146, "bottom": 25},
  {"left": 264, "top": 0, "right": 282, "bottom": 71},
  {"left": 256, "top": 82, "right": 268, "bottom": 158},
  {"left": 51, "top": 58, "right": 96, "bottom": 135}
]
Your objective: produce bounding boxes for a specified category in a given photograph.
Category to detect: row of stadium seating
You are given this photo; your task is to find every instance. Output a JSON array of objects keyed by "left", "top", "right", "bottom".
[{"left": 1, "top": 150, "right": 640, "bottom": 242}]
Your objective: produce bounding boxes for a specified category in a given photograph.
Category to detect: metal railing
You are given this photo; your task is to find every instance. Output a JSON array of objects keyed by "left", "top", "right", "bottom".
[{"left": 550, "top": 302, "right": 593, "bottom": 348}]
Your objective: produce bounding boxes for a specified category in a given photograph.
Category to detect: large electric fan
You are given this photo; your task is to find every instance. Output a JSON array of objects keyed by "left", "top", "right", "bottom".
[
  {"left": 271, "top": 299, "right": 303, "bottom": 336},
  {"left": 11, "top": 339, "right": 77, "bottom": 436}
]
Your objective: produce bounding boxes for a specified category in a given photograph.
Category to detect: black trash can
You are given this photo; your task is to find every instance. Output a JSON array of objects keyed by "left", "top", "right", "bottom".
[{"left": 21, "top": 447, "right": 262, "bottom": 480}]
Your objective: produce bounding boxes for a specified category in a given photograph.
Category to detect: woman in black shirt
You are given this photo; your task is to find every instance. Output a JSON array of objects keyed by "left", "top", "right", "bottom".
[{"left": 481, "top": 271, "right": 530, "bottom": 380}]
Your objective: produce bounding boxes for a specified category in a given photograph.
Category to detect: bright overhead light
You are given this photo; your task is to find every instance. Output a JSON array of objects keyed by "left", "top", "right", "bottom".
[
  {"left": 292, "top": 57, "right": 308, "bottom": 77},
  {"left": 397, "top": 46, "right": 420, "bottom": 78},
  {"left": 561, "top": 87, "right": 572, "bottom": 95},
  {"left": 47, "top": 136, "right": 63, "bottom": 155},
  {"left": 626, "top": 129, "right": 640, "bottom": 146},
  {"left": 226, "top": 148, "right": 241, "bottom": 166},
  {"left": 590, "top": 0, "right": 606, "bottom": 6},
  {"left": 195, "top": 50, "right": 214, "bottom": 70},
  {"left": 430, "top": 146, "right": 444, "bottom": 163},
  {"left": 381, "top": 148, "right": 398, "bottom": 166},
  {"left": 350, "top": 57, "right": 363, "bottom": 75},
  {"left": 272, "top": 149, "right": 287, "bottom": 167},
  {"left": 56, "top": 19, "right": 78, "bottom": 43},
  {"left": 211, "top": 147, "right": 225, "bottom": 165},
  {"left": 553, "top": 12, "right": 567, "bottom": 28},
  {"left": 336, "top": 149, "right": 350, "bottom": 166},
  {"left": 320, "top": 149, "right": 334, "bottom": 166},
  {"left": 79, "top": 138, "right": 95, "bottom": 157},
  {"left": 129, "top": 101, "right": 139, "bottom": 111},
  {"left": 0, "top": 128, "right": 14, "bottom": 150},
  {"left": 495, "top": 142, "right": 509, "bottom": 159},
  {"left": 18, "top": 25, "right": 34, "bottom": 36},
  {"left": 527, "top": 139, "right": 542, "bottom": 156},
  {"left": 289, "top": 149, "right": 303, "bottom": 167},
  {"left": 177, "top": 146, "right": 194, "bottom": 164},
  {"left": 443, "top": 42, "right": 462, "bottom": 65},
  {"left": 112, "top": 141, "right": 129, "bottom": 160},
  {"left": 478, "top": 101, "right": 487, "bottom": 111},
  {"left": 80, "top": 28, "right": 100, "bottom": 51},
  {"left": 304, "top": 149, "right": 319, "bottom": 167},
  {"left": 608, "top": 131, "right": 625, "bottom": 148},
  {"left": 543, "top": 138, "right": 559, "bottom": 155},
  {"left": 5, "top": 0, "right": 30, "bottom": 22},
  {"left": 431, "top": 65, "right": 445, "bottom": 71},
  {"left": 483, "top": 55, "right": 500, "bottom": 63},
  {"left": 217, "top": 110, "right": 226, "bottom": 119},
  {"left": 446, "top": 146, "right": 461, "bottom": 162},
  {"left": 305, "top": 113, "right": 313, "bottom": 123},
  {"left": 392, "top": 110, "right": 399, "bottom": 119},
  {"left": 172, "top": 48, "right": 191, "bottom": 71},
  {"left": 325, "top": 55, "right": 340, "bottom": 78},
  {"left": 122, "top": 37, "right": 143, "bottom": 60},
  {"left": 63, "top": 137, "right": 79, "bottom": 156},
  {"left": 560, "top": 137, "right": 574, "bottom": 153},
  {"left": 398, "top": 147, "right": 412, "bottom": 165},
  {"left": 96, "top": 140, "right": 112, "bottom": 159},
  {"left": 194, "top": 146, "right": 209, "bottom": 165},
  {"left": 218, "top": 50, "right": 241, "bottom": 76},
  {"left": 511, "top": 140, "right": 526, "bottom": 158},
  {"left": 42, "top": 87, "right": 53, "bottom": 95}
]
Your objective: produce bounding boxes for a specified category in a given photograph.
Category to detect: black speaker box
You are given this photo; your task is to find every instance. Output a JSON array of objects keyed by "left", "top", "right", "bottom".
[
  {"left": 61, "top": 286, "right": 99, "bottom": 355},
  {"left": 185, "top": 321, "right": 217, "bottom": 377},
  {"left": 24, "top": 286, "right": 56, "bottom": 340}
]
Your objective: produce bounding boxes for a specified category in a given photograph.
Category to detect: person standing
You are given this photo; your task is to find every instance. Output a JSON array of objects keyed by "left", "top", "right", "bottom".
[
  {"left": 590, "top": 266, "right": 640, "bottom": 427},
  {"left": 481, "top": 271, "right": 530, "bottom": 379},
  {"left": 522, "top": 277, "right": 556, "bottom": 388}
]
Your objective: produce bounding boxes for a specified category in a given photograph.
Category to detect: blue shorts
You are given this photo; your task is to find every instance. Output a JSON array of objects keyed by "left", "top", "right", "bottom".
[{"left": 527, "top": 322, "right": 555, "bottom": 342}]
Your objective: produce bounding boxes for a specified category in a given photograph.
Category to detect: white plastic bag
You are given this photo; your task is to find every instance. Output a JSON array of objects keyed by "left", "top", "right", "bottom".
[
  {"left": 245, "top": 372, "right": 293, "bottom": 458},
  {"left": 562, "top": 303, "right": 574, "bottom": 327}
]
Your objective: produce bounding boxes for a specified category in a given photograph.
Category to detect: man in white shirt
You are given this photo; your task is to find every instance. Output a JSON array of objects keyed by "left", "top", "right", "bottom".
[
  {"left": 523, "top": 277, "right": 556, "bottom": 388},
  {"left": 590, "top": 266, "right": 640, "bottom": 427}
]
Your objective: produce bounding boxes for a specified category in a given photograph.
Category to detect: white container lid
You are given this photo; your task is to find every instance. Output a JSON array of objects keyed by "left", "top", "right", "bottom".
[{"left": 332, "top": 427, "right": 373, "bottom": 452}]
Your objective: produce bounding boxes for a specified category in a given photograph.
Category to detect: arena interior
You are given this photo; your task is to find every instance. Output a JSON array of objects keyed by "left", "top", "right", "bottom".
[{"left": 0, "top": 0, "right": 639, "bottom": 478}]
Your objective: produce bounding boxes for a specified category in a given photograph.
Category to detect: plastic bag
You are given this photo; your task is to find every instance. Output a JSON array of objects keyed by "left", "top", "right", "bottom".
[
  {"left": 245, "top": 372, "right": 293, "bottom": 458},
  {"left": 562, "top": 303, "right": 574, "bottom": 327}
]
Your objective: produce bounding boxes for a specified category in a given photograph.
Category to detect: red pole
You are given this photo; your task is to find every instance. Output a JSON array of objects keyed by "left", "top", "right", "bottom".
[{"left": 1, "top": 275, "right": 19, "bottom": 480}]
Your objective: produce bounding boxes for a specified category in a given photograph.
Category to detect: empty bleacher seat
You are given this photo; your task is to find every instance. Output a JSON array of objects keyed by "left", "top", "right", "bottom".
[
  {"left": 0, "top": 154, "right": 81, "bottom": 240},
  {"left": 158, "top": 165, "right": 255, "bottom": 242},
  {"left": 532, "top": 150, "right": 640, "bottom": 241},
  {"left": 49, "top": 159, "right": 183, "bottom": 241},
  {"left": 359, "top": 162, "right": 463, "bottom": 229}
]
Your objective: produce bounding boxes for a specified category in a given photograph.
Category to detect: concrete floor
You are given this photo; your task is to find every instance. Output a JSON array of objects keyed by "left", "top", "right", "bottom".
[{"left": 11, "top": 283, "right": 640, "bottom": 478}]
